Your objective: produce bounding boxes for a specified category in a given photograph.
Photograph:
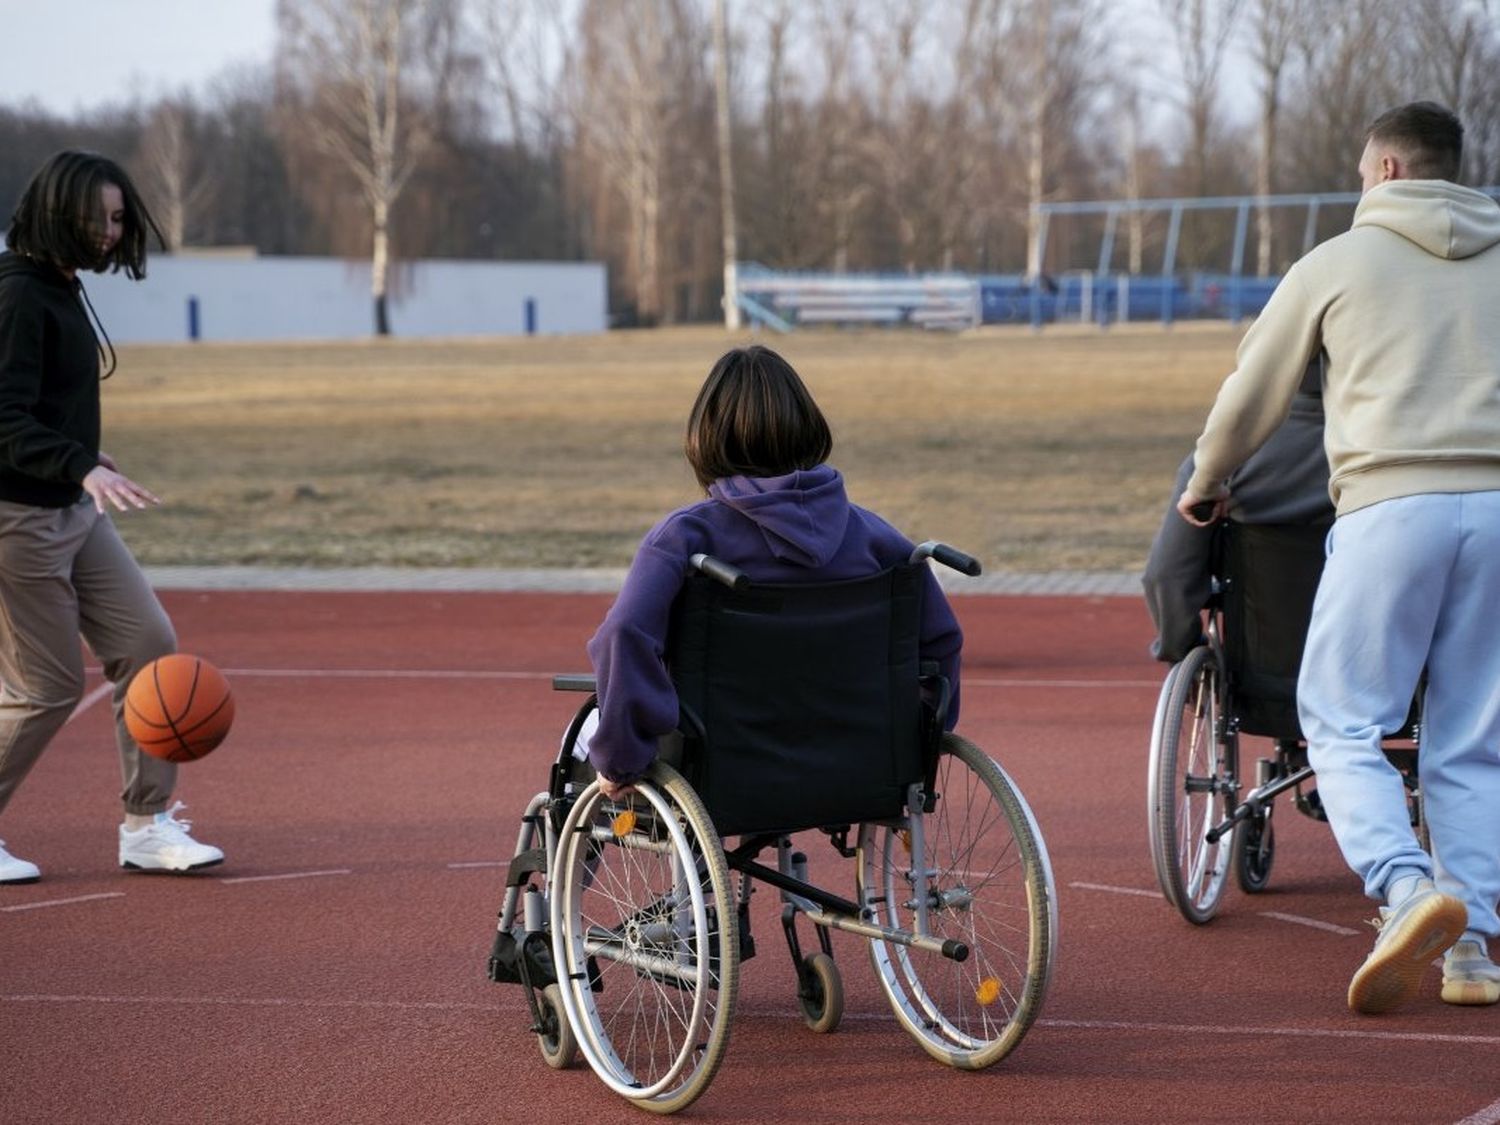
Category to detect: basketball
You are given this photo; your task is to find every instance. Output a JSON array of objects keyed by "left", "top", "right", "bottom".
[{"left": 125, "top": 654, "right": 235, "bottom": 762}]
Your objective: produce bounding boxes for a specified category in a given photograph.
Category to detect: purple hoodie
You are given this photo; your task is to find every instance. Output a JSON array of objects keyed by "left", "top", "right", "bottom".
[{"left": 584, "top": 464, "right": 964, "bottom": 783}]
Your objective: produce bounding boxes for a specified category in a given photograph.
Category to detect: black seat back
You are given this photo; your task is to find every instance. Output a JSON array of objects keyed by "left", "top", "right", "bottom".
[
  {"left": 1220, "top": 521, "right": 1330, "bottom": 739},
  {"left": 668, "top": 564, "right": 926, "bottom": 836}
]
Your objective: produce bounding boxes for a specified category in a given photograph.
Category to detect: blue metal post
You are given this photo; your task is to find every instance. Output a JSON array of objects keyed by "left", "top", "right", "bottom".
[
  {"left": 187, "top": 296, "right": 200, "bottom": 341},
  {"left": 524, "top": 298, "right": 537, "bottom": 335}
]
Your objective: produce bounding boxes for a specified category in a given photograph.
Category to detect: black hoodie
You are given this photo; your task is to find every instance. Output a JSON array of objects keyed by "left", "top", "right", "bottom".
[{"left": 0, "top": 251, "right": 101, "bottom": 506}]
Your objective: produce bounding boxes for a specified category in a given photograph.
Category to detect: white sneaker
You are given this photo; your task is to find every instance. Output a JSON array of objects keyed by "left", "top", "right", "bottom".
[
  {"left": 119, "top": 802, "right": 224, "bottom": 872},
  {"left": 1442, "top": 940, "right": 1500, "bottom": 1006},
  {"left": 0, "top": 839, "right": 40, "bottom": 884}
]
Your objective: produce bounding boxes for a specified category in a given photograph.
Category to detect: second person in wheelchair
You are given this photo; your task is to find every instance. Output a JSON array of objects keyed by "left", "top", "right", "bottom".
[
  {"left": 577, "top": 344, "right": 963, "bottom": 801},
  {"left": 1142, "top": 355, "right": 1330, "bottom": 664}
]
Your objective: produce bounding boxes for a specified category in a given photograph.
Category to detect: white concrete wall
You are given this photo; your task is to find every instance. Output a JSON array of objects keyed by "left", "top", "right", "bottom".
[{"left": 79, "top": 255, "right": 607, "bottom": 343}]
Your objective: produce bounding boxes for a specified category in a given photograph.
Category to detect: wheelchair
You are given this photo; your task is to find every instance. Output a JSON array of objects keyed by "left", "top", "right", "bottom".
[
  {"left": 488, "top": 544, "right": 1057, "bottom": 1114},
  {"left": 1147, "top": 519, "right": 1424, "bottom": 925}
]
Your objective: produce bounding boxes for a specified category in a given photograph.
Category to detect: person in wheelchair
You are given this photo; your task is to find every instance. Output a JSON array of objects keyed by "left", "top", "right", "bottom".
[
  {"left": 1143, "top": 356, "right": 1330, "bottom": 665},
  {"left": 579, "top": 344, "right": 963, "bottom": 799},
  {"left": 495, "top": 345, "right": 1053, "bottom": 1112}
]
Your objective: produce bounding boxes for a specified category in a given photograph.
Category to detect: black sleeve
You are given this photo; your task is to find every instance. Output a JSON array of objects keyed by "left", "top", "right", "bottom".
[
  {"left": 1141, "top": 456, "right": 1213, "bottom": 663},
  {"left": 0, "top": 281, "right": 96, "bottom": 483}
]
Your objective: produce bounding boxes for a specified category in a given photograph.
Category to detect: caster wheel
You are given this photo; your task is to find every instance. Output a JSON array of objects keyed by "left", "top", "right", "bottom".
[
  {"left": 797, "top": 951, "right": 844, "bottom": 1033},
  {"left": 537, "top": 983, "right": 579, "bottom": 1069}
]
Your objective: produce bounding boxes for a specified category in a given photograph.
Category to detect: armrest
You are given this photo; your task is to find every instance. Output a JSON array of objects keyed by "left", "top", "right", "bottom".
[{"left": 553, "top": 674, "right": 597, "bottom": 693}]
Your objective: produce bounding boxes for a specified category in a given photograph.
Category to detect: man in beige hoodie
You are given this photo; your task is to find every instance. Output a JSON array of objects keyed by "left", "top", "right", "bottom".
[{"left": 1178, "top": 102, "right": 1500, "bottom": 1014}]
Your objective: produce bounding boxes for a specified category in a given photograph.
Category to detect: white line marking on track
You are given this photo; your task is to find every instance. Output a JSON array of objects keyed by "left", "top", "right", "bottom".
[
  {"left": 65, "top": 682, "right": 113, "bottom": 724},
  {"left": 1259, "top": 911, "right": 1360, "bottom": 936},
  {"left": 1042, "top": 1017, "right": 1500, "bottom": 1046},
  {"left": 224, "top": 668, "right": 551, "bottom": 681},
  {"left": 219, "top": 868, "right": 353, "bottom": 885},
  {"left": 87, "top": 664, "right": 1158, "bottom": 689},
  {"left": 8, "top": 992, "right": 1499, "bottom": 1051},
  {"left": 1, "top": 892, "right": 124, "bottom": 913},
  {"left": 448, "top": 861, "right": 506, "bottom": 869},
  {"left": 0, "top": 993, "right": 495, "bottom": 1011},
  {"left": 968, "top": 677, "right": 1159, "bottom": 689},
  {"left": 1069, "top": 881, "right": 1160, "bottom": 898},
  {"left": 1456, "top": 1097, "right": 1500, "bottom": 1125}
]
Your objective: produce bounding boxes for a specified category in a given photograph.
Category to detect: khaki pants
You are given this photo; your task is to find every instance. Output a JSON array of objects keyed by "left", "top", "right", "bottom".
[{"left": 0, "top": 498, "right": 177, "bottom": 818}]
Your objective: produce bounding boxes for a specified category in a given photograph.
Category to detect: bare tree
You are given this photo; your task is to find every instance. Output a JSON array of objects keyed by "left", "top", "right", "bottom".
[
  {"left": 472, "top": 0, "right": 573, "bottom": 155},
  {"left": 1405, "top": 0, "right": 1500, "bottom": 182},
  {"left": 809, "top": 0, "right": 871, "bottom": 272},
  {"left": 568, "top": 0, "right": 714, "bottom": 322},
  {"left": 1157, "top": 0, "right": 1245, "bottom": 196},
  {"left": 137, "top": 97, "right": 214, "bottom": 250},
  {"left": 1118, "top": 83, "right": 1148, "bottom": 274},
  {"left": 1282, "top": 0, "right": 1406, "bottom": 193},
  {"left": 275, "top": 0, "right": 460, "bottom": 335},
  {"left": 712, "top": 0, "right": 741, "bottom": 327},
  {"left": 743, "top": 0, "right": 825, "bottom": 269},
  {"left": 966, "top": 0, "right": 1107, "bottom": 279},
  {"left": 931, "top": 0, "right": 1001, "bottom": 271},
  {"left": 860, "top": 0, "right": 936, "bottom": 272},
  {"left": 1247, "top": 0, "right": 1300, "bottom": 274}
]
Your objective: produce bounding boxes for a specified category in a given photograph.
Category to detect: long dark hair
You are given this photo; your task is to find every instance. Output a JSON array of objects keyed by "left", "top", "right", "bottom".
[
  {"left": 6, "top": 150, "right": 164, "bottom": 278},
  {"left": 685, "top": 345, "right": 833, "bottom": 490}
]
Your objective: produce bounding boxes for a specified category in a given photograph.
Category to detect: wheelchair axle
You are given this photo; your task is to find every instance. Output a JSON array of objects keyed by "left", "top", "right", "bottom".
[{"left": 1205, "top": 764, "right": 1313, "bottom": 844}]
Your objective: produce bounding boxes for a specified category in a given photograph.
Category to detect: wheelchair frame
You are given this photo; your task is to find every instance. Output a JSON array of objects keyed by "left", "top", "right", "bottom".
[
  {"left": 489, "top": 544, "right": 1058, "bottom": 1113},
  {"left": 1147, "top": 523, "right": 1424, "bottom": 925}
]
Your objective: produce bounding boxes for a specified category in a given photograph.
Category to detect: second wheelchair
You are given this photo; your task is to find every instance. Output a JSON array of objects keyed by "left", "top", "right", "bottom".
[
  {"left": 1147, "top": 520, "right": 1423, "bottom": 924},
  {"left": 489, "top": 546, "right": 1058, "bottom": 1113}
]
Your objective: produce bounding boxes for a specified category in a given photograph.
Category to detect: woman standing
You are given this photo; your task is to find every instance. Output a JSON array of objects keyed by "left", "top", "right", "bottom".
[{"left": 0, "top": 151, "right": 222, "bottom": 883}]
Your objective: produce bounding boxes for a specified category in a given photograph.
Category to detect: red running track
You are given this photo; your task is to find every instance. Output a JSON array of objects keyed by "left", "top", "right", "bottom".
[{"left": 1, "top": 590, "right": 1497, "bottom": 1124}]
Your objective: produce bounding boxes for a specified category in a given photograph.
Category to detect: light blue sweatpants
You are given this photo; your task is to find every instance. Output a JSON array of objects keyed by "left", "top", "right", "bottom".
[{"left": 1298, "top": 491, "right": 1500, "bottom": 938}]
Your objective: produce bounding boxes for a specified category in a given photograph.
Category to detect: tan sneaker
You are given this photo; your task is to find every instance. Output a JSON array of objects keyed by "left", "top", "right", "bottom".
[
  {"left": 1441, "top": 940, "right": 1500, "bottom": 1006},
  {"left": 1347, "top": 883, "right": 1466, "bottom": 1014}
]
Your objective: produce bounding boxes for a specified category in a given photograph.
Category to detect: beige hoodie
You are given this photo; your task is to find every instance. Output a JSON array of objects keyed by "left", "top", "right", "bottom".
[{"left": 1188, "top": 179, "right": 1500, "bottom": 516}]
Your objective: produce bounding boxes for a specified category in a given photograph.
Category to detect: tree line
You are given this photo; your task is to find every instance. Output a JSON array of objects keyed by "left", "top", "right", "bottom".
[{"left": 3, "top": 0, "right": 1498, "bottom": 331}]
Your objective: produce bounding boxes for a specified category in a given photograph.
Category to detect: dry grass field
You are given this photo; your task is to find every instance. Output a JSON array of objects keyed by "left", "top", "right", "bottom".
[{"left": 100, "top": 322, "right": 1250, "bottom": 572}]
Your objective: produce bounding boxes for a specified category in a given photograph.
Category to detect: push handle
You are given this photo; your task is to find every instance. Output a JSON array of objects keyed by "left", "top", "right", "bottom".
[
  {"left": 1189, "top": 499, "right": 1218, "bottom": 523},
  {"left": 911, "top": 540, "right": 982, "bottom": 576},
  {"left": 690, "top": 553, "right": 749, "bottom": 589}
]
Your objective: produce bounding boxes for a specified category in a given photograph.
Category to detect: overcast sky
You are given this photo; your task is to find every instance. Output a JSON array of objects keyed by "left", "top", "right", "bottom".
[
  {"left": 0, "top": 0, "right": 277, "bottom": 116},
  {"left": 0, "top": 0, "right": 1257, "bottom": 138}
]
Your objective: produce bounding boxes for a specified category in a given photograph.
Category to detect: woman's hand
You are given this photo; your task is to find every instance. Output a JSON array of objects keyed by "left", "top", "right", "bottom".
[
  {"left": 82, "top": 462, "right": 160, "bottom": 513},
  {"left": 598, "top": 775, "right": 636, "bottom": 802}
]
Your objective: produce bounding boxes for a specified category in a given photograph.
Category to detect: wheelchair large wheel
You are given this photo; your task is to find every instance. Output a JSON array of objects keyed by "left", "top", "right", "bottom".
[
  {"left": 550, "top": 762, "right": 738, "bottom": 1115},
  {"left": 1148, "top": 644, "right": 1234, "bottom": 924},
  {"left": 858, "top": 733, "right": 1056, "bottom": 1070}
]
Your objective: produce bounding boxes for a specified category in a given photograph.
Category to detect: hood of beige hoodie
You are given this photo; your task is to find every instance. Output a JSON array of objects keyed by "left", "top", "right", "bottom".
[{"left": 1351, "top": 179, "right": 1500, "bottom": 260}]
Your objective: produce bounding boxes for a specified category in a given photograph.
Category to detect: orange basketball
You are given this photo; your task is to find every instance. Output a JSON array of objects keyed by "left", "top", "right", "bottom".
[{"left": 125, "top": 654, "right": 235, "bottom": 762}]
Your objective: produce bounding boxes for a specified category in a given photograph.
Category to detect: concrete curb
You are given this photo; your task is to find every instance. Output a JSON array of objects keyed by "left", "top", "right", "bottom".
[{"left": 144, "top": 566, "right": 1142, "bottom": 597}]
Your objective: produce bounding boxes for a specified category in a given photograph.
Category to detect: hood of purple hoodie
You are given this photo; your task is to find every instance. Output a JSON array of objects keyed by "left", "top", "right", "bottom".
[{"left": 707, "top": 464, "right": 850, "bottom": 568}]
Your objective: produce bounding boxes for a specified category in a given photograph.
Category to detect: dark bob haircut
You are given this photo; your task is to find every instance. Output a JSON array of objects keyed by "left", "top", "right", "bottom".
[
  {"left": 6, "top": 150, "right": 164, "bottom": 278},
  {"left": 685, "top": 345, "right": 833, "bottom": 490},
  {"left": 1366, "top": 101, "right": 1464, "bottom": 182}
]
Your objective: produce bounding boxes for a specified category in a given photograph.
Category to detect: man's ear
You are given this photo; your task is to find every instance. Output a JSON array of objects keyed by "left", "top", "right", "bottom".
[{"left": 1381, "top": 152, "right": 1404, "bottom": 182}]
